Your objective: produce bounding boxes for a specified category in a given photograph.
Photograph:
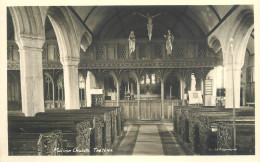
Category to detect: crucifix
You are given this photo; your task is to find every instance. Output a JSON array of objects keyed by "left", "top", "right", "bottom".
[{"left": 134, "top": 11, "right": 162, "bottom": 41}]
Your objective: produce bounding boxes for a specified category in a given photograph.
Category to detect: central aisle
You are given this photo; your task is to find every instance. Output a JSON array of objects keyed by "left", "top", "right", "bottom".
[
  {"left": 133, "top": 125, "right": 164, "bottom": 155},
  {"left": 114, "top": 123, "right": 189, "bottom": 155}
]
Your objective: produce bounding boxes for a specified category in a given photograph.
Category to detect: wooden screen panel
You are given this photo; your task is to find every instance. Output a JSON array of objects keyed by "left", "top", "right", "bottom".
[{"left": 140, "top": 100, "right": 161, "bottom": 120}]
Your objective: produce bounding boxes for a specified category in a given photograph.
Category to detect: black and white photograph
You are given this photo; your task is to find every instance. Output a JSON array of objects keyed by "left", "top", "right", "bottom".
[{"left": 0, "top": 1, "right": 259, "bottom": 162}]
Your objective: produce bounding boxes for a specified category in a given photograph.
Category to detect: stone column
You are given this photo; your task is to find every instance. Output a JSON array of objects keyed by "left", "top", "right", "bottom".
[
  {"left": 161, "top": 80, "right": 164, "bottom": 119},
  {"left": 137, "top": 79, "right": 140, "bottom": 119},
  {"left": 17, "top": 37, "right": 45, "bottom": 116},
  {"left": 224, "top": 63, "right": 242, "bottom": 108},
  {"left": 62, "top": 59, "right": 80, "bottom": 109}
]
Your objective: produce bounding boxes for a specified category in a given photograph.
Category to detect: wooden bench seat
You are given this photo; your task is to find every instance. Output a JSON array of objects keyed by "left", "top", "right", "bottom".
[
  {"left": 9, "top": 130, "right": 66, "bottom": 155},
  {"left": 8, "top": 117, "right": 96, "bottom": 155},
  {"left": 217, "top": 122, "right": 255, "bottom": 155},
  {"left": 81, "top": 106, "right": 125, "bottom": 135},
  {"left": 173, "top": 106, "right": 255, "bottom": 155},
  {"left": 36, "top": 111, "right": 111, "bottom": 149}
]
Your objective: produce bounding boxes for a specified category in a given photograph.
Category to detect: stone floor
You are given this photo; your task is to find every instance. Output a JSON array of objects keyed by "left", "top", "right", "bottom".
[{"left": 113, "top": 123, "right": 190, "bottom": 155}]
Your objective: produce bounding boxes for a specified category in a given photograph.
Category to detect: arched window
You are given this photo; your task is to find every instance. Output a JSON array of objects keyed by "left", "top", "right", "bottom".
[
  {"left": 44, "top": 72, "right": 55, "bottom": 108},
  {"left": 57, "top": 74, "right": 64, "bottom": 101},
  {"left": 8, "top": 72, "right": 21, "bottom": 111},
  {"left": 151, "top": 74, "right": 156, "bottom": 84},
  {"left": 79, "top": 73, "right": 86, "bottom": 101},
  {"left": 145, "top": 74, "right": 151, "bottom": 84}
]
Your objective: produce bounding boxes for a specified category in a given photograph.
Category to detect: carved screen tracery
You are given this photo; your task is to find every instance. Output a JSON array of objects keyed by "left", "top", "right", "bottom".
[
  {"left": 96, "top": 44, "right": 104, "bottom": 60},
  {"left": 139, "top": 45, "right": 147, "bottom": 59},
  {"left": 173, "top": 44, "right": 184, "bottom": 57},
  {"left": 153, "top": 44, "right": 162, "bottom": 59},
  {"left": 198, "top": 44, "right": 206, "bottom": 58},
  {"left": 117, "top": 44, "right": 126, "bottom": 59}
]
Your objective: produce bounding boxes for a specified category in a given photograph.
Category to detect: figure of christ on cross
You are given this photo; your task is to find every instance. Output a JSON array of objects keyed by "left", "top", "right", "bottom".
[{"left": 134, "top": 11, "right": 162, "bottom": 41}]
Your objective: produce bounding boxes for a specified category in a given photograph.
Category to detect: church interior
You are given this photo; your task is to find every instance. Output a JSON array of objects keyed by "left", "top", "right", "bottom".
[{"left": 5, "top": 5, "right": 255, "bottom": 156}]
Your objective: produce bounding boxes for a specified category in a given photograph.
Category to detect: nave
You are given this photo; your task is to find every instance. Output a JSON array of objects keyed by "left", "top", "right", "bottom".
[{"left": 5, "top": 5, "right": 256, "bottom": 158}]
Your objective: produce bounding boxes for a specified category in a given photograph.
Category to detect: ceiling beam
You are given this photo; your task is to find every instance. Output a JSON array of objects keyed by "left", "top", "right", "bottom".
[
  {"left": 209, "top": 5, "right": 221, "bottom": 21},
  {"left": 172, "top": 6, "right": 189, "bottom": 32},
  {"left": 165, "top": 10, "right": 202, "bottom": 38},
  {"left": 183, "top": 14, "right": 206, "bottom": 37},
  {"left": 114, "top": 7, "right": 127, "bottom": 38},
  {"left": 83, "top": 6, "right": 97, "bottom": 23},
  {"left": 68, "top": 6, "right": 95, "bottom": 38},
  {"left": 206, "top": 5, "right": 239, "bottom": 37},
  {"left": 97, "top": 8, "right": 132, "bottom": 38}
]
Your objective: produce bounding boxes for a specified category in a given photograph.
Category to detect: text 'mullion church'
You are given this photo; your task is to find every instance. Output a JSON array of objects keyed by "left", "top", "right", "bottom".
[{"left": 7, "top": 5, "right": 255, "bottom": 156}]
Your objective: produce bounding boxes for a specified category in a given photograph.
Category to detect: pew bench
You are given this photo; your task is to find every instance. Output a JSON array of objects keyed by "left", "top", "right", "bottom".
[
  {"left": 173, "top": 106, "right": 255, "bottom": 155},
  {"left": 8, "top": 116, "right": 96, "bottom": 155},
  {"left": 36, "top": 111, "right": 110, "bottom": 150},
  {"left": 217, "top": 122, "right": 255, "bottom": 155}
]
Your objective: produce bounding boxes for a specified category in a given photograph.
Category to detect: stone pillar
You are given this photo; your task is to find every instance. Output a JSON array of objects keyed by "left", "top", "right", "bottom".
[
  {"left": 224, "top": 63, "right": 242, "bottom": 108},
  {"left": 137, "top": 79, "right": 140, "bottom": 119},
  {"left": 17, "top": 37, "right": 45, "bottom": 116},
  {"left": 161, "top": 80, "right": 164, "bottom": 119},
  {"left": 62, "top": 59, "right": 80, "bottom": 109}
]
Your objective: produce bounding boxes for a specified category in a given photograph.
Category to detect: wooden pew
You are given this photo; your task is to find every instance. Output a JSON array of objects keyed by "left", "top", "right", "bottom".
[
  {"left": 8, "top": 116, "right": 96, "bottom": 155},
  {"left": 81, "top": 106, "right": 125, "bottom": 136},
  {"left": 193, "top": 114, "right": 254, "bottom": 155},
  {"left": 217, "top": 122, "right": 255, "bottom": 155},
  {"left": 9, "top": 129, "right": 64, "bottom": 156},
  {"left": 174, "top": 106, "right": 255, "bottom": 155},
  {"left": 36, "top": 111, "right": 109, "bottom": 150}
]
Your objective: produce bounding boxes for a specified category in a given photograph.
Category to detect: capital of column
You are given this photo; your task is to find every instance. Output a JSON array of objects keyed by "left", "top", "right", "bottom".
[
  {"left": 61, "top": 57, "right": 80, "bottom": 67},
  {"left": 223, "top": 63, "right": 243, "bottom": 71},
  {"left": 16, "top": 35, "right": 45, "bottom": 51}
]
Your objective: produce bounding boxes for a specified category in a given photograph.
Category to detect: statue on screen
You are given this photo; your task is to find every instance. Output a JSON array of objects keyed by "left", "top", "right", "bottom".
[
  {"left": 128, "top": 30, "right": 136, "bottom": 58},
  {"left": 164, "top": 29, "right": 174, "bottom": 56},
  {"left": 134, "top": 11, "right": 162, "bottom": 41},
  {"left": 191, "top": 73, "right": 196, "bottom": 92}
]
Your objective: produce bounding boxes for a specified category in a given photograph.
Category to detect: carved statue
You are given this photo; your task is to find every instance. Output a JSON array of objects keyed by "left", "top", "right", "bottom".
[
  {"left": 191, "top": 73, "right": 196, "bottom": 91},
  {"left": 128, "top": 30, "right": 135, "bottom": 58},
  {"left": 164, "top": 30, "right": 174, "bottom": 56},
  {"left": 134, "top": 11, "right": 162, "bottom": 41}
]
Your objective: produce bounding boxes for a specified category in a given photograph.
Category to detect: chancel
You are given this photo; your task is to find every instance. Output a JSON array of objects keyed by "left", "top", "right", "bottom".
[{"left": 6, "top": 5, "right": 255, "bottom": 156}]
